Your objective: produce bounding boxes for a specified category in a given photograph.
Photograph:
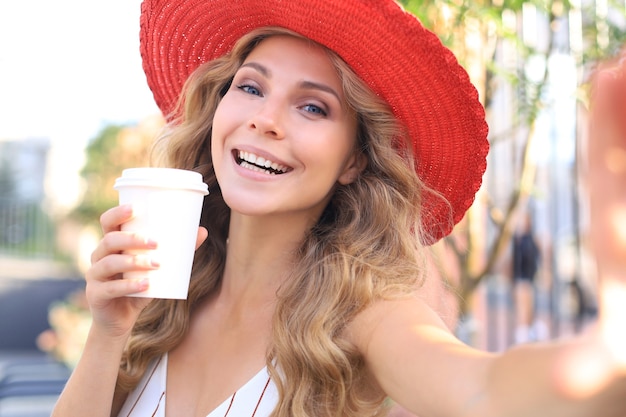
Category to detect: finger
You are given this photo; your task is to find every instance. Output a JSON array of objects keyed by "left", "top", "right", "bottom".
[
  {"left": 588, "top": 68, "right": 626, "bottom": 273},
  {"left": 90, "top": 232, "right": 158, "bottom": 265},
  {"left": 196, "top": 227, "right": 208, "bottom": 250},
  {"left": 86, "top": 253, "right": 160, "bottom": 284},
  {"left": 590, "top": 55, "right": 626, "bottom": 137},
  {"left": 100, "top": 204, "right": 134, "bottom": 234},
  {"left": 87, "top": 277, "right": 151, "bottom": 305}
]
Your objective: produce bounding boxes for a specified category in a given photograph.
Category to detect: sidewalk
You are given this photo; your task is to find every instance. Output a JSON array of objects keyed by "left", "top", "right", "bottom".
[{"left": 0, "top": 256, "right": 77, "bottom": 280}]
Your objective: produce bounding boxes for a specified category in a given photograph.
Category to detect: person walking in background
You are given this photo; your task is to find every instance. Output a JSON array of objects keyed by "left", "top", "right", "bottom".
[{"left": 512, "top": 213, "right": 543, "bottom": 343}]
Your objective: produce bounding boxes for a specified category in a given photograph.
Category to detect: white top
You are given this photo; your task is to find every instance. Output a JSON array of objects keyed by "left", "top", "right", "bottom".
[{"left": 117, "top": 353, "right": 278, "bottom": 417}]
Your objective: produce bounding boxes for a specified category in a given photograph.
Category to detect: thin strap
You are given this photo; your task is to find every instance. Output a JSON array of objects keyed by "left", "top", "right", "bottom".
[
  {"left": 223, "top": 375, "right": 271, "bottom": 417},
  {"left": 222, "top": 391, "right": 236, "bottom": 417},
  {"left": 125, "top": 356, "right": 164, "bottom": 417},
  {"left": 251, "top": 377, "right": 272, "bottom": 417},
  {"left": 151, "top": 391, "right": 166, "bottom": 417}
]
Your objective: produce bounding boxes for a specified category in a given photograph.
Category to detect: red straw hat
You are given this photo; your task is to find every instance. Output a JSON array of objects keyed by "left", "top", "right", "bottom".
[{"left": 139, "top": 0, "right": 489, "bottom": 242}]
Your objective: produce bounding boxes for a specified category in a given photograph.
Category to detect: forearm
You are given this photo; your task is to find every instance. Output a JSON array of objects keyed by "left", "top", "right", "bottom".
[
  {"left": 478, "top": 338, "right": 626, "bottom": 417},
  {"left": 52, "top": 325, "right": 129, "bottom": 417}
]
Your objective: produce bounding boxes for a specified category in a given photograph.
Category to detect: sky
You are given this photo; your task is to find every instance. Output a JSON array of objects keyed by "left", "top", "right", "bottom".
[{"left": 0, "top": 0, "right": 160, "bottom": 210}]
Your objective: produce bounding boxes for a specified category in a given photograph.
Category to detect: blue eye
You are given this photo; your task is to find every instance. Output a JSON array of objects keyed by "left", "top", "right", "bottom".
[
  {"left": 237, "top": 84, "right": 261, "bottom": 96},
  {"left": 302, "top": 104, "right": 327, "bottom": 116}
]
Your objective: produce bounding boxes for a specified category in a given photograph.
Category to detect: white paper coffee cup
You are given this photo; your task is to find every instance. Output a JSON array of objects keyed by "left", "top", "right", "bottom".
[{"left": 114, "top": 167, "right": 209, "bottom": 299}]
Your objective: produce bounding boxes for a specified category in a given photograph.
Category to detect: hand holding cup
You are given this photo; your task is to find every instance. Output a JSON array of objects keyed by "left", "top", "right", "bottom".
[{"left": 114, "top": 168, "right": 209, "bottom": 299}]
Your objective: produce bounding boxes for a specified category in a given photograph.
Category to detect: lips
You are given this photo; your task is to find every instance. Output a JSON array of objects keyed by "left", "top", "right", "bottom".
[{"left": 235, "top": 150, "right": 292, "bottom": 175}]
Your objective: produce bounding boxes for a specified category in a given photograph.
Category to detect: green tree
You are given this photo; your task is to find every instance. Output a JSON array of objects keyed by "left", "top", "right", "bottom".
[
  {"left": 72, "top": 125, "right": 126, "bottom": 223},
  {"left": 72, "top": 116, "right": 164, "bottom": 226}
]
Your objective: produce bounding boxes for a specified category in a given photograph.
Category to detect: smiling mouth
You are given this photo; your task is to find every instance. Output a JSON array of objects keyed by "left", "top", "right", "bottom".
[{"left": 235, "top": 150, "right": 291, "bottom": 175}]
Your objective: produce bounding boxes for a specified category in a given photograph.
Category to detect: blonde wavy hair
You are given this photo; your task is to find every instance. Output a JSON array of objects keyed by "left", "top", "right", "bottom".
[{"left": 115, "top": 27, "right": 434, "bottom": 417}]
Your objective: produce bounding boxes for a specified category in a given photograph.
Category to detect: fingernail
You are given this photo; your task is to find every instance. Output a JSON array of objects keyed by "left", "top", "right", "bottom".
[
  {"left": 136, "top": 278, "right": 150, "bottom": 289},
  {"left": 135, "top": 234, "right": 157, "bottom": 248},
  {"left": 134, "top": 254, "right": 159, "bottom": 268}
]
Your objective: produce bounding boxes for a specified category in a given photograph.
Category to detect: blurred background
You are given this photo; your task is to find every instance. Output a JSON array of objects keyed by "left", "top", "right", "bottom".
[{"left": 1, "top": 0, "right": 625, "bottom": 416}]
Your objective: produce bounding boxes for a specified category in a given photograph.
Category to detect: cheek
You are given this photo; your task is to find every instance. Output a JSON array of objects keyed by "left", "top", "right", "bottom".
[
  {"left": 211, "top": 99, "right": 234, "bottom": 151},
  {"left": 210, "top": 113, "right": 227, "bottom": 173},
  {"left": 209, "top": 117, "right": 221, "bottom": 159},
  {"left": 211, "top": 102, "right": 226, "bottom": 139},
  {"left": 333, "top": 127, "right": 360, "bottom": 167}
]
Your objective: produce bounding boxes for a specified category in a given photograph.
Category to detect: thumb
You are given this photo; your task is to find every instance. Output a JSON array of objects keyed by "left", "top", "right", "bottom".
[
  {"left": 553, "top": 279, "right": 626, "bottom": 399},
  {"left": 196, "top": 226, "right": 208, "bottom": 250},
  {"left": 599, "top": 279, "right": 626, "bottom": 365}
]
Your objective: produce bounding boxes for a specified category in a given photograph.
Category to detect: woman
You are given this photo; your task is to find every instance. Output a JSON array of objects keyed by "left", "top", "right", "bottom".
[
  {"left": 512, "top": 213, "right": 542, "bottom": 343},
  {"left": 52, "top": 1, "right": 626, "bottom": 416}
]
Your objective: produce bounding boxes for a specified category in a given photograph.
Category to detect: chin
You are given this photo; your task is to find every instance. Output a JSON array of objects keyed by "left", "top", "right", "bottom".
[{"left": 222, "top": 193, "right": 271, "bottom": 217}]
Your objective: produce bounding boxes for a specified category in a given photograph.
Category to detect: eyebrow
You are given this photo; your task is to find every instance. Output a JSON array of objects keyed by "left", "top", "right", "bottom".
[
  {"left": 240, "top": 62, "right": 269, "bottom": 77},
  {"left": 239, "top": 62, "right": 343, "bottom": 104}
]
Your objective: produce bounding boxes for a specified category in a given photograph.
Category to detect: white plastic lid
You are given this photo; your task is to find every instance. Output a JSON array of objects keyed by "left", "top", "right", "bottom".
[{"left": 114, "top": 167, "right": 209, "bottom": 195}]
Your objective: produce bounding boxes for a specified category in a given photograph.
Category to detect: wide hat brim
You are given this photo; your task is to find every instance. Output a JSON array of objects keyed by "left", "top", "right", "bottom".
[{"left": 139, "top": 0, "right": 489, "bottom": 242}]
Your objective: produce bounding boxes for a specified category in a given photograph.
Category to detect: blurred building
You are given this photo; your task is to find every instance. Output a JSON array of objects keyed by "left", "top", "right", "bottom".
[
  {"left": 0, "top": 136, "right": 55, "bottom": 258},
  {"left": 0, "top": 137, "right": 49, "bottom": 200}
]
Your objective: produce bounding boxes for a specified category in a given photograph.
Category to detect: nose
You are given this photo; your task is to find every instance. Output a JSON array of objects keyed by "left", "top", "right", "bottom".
[{"left": 247, "top": 101, "right": 285, "bottom": 139}]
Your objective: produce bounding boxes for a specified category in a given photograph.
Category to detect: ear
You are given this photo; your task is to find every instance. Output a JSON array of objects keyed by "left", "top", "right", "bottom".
[{"left": 337, "top": 151, "right": 367, "bottom": 185}]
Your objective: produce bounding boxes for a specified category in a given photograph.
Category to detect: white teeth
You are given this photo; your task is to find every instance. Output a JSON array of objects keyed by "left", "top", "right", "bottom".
[
  {"left": 239, "top": 161, "right": 278, "bottom": 175},
  {"left": 237, "top": 150, "right": 288, "bottom": 174}
]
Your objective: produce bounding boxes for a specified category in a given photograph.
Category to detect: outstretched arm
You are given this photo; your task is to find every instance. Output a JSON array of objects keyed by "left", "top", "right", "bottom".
[
  {"left": 353, "top": 51, "right": 626, "bottom": 417},
  {"left": 353, "top": 294, "right": 624, "bottom": 417}
]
